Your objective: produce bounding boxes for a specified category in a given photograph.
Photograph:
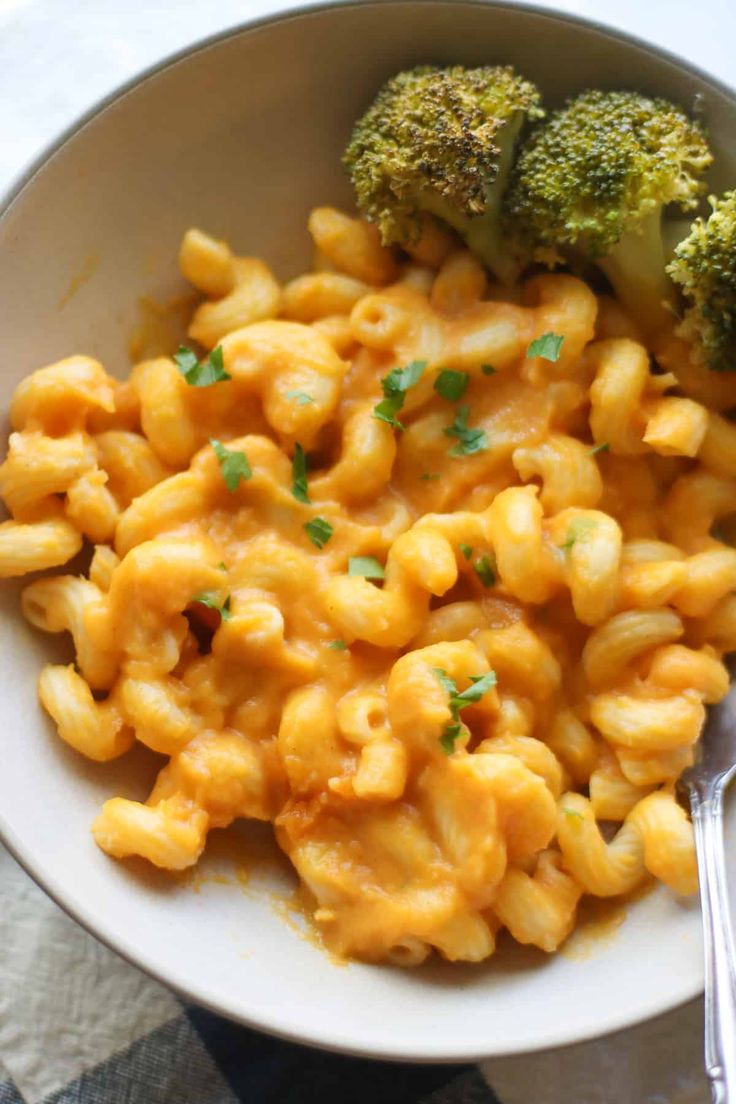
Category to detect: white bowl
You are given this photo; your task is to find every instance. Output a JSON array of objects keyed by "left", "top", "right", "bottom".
[{"left": 1, "top": 0, "right": 735, "bottom": 1063}]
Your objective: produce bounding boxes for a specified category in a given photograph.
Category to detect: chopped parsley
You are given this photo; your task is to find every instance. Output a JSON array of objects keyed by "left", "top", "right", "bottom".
[
  {"left": 291, "top": 443, "right": 310, "bottom": 504},
  {"left": 373, "top": 359, "right": 426, "bottom": 430},
  {"left": 373, "top": 395, "right": 405, "bottom": 429},
  {"left": 328, "top": 639, "right": 348, "bottom": 651},
  {"left": 434, "top": 369, "right": 469, "bottom": 402},
  {"left": 433, "top": 668, "right": 498, "bottom": 754},
  {"left": 459, "top": 543, "right": 473, "bottom": 561},
  {"left": 473, "top": 554, "right": 496, "bottom": 587},
  {"left": 588, "top": 442, "right": 610, "bottom": 456},
  {"left": 561, "top": 807, "right": 584, "bottom": 821},
  {"left": 453, "top": 671, "right": 498, "bottom": 707},
  {"left": 481, "top": 364, "right": 497, "bottom": 376},
  {"left": 286, "top": 390, "right": 314, "bottom": 406},
  {"left": 433, "top": 669, "right": 457, "bottom": 697},
  {"left": 420, "top": 472, "right": 441, "bottom": 482},
  {"left": 527, "top": 333, "right": 564, "bottom": 362},
  {"left": 217, "top": 561, "right": 228, "bottom": 571},
  {"left": 348, "top": 556, "right": 385, "bottom": 580},
  {"left": 191, "top": 591, "right": 232, "bottom": 621},
  {"left": 174, "top": 344, "right": 231, "bottom": 386},
  {"left": 444, "top": 405, "right": 488, "bottom": 457},
  {"left": 304, "top": 516, "right": 333, "bottom": 549},
  {"left": 562, "top": 516, "right": 598, "bottom": 551},
  {"left": 210, "top": 438, "right": 251, "bottom": 492},
  {"left": 383, "top": 359, "right": 426, "bottom": 393},
  {"left": 440, "top": 723, "right": 464, "bottom": 755}
]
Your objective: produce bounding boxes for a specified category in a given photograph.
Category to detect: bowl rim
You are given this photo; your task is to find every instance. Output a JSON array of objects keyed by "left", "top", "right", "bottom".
[{"left": 0, "top": 0, "right": 730, "bottom": 1062}]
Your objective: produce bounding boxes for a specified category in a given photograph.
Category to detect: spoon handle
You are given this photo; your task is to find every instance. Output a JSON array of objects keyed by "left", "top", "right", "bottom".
[{"left": 691, "top": 785, "right": 736, "bottom": 1103}]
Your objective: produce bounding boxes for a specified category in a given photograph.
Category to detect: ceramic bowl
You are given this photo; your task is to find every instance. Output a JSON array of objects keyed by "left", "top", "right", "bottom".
[{"left": 1, "top": 0, "right": 735, "bottom": 1062}]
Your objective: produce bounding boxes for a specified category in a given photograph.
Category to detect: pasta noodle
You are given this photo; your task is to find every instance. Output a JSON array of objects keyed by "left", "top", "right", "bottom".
[{"left": 2, "top": 207, "right": 731, "bottom": 965}]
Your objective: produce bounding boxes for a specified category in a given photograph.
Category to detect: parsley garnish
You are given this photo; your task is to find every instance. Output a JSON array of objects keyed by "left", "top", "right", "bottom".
[
  {"left": 440, "top": 723, "right": 464, "bottom": 755},
  {"left": 433, "top": 669, "right": 457, "bottom": 697},
  {"left": 454, "top": 671, "right": 498, "bottom": 706},
  {"left": 174, "top": 344, "right": 231, "bottom": 386},
  {"left": 191, "top": 592, "right": 232, "bottom": 621},
  {"left": 434, "top": 369, "right": 469, "bottom": 402},
  {"left": 481, "top": 364, "right": 497, "bottom": 376},
  {"left": 444, "top": 405, "right": 488, "bottom": 457},
  {"left": 561, "top": 807, "right": 584, "bottom": 821},
  {"left": 373, "top": 395, "right": 404, "bottom": 430},
  {"left": 304, "top": 516, "right": 333, "bottom": 549},
  {"left": 433, "top": 668, "right": 498, "bottom": 754},
  {"left": 383, "top": 360, "right": 426, "bottom": 393},
  {"left": 527, "top": 333, "right": 564, "bottom": 362},
  {"left": 459, "top": 543, "right": 473, "bottom": 560},
  {"left": 291, "top": 444, "right": 310, "bottom": 504},
  {"left": 373, "top": 359, "right": 426, "bottom": 430},
  {"left": 420, "top": 472, "right": 441, "bottom": 481},
  {"left": 348, "top": 556, "right": 385, "bottom": 580},
  {"left": 561, "top": 516, "right": 598, "bottom": 551},
  {"left": 210, "top": 439, "right": 251, "bottom": 492},
  {"left": 286, "top": 390, "right": 314, "bottom": 406},
  {"left": 328, "top": 639, "right": 348, "bottom": 651},
  {"left": 474, "top": 554, "right": 496, "bottom": 587},
  {"left": 588, "top": 442, "right": 610, "bottom": 456},
  {"left": 217, "top": 561, "right": 228, "bottom": 571}
]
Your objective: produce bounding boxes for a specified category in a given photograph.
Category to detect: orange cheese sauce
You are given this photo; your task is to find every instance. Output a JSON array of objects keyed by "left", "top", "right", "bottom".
[{"left": 1, "top": 209, "right": 732, "bottom": 965}]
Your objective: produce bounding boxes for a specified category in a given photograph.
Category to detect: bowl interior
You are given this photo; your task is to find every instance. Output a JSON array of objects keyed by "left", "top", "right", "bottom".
[{"left": 1, "top": 0, "right": 734, "bottom": 1061}]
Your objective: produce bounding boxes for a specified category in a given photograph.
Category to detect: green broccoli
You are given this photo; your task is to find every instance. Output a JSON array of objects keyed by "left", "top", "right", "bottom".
[
  {"left": 667, "top": 191, "right": 736, "bottom": 372},
  {"left": 343, "top": 65, "right": 543, "bottom": 282},
  {"left": 505, "top": 90, "right": 713, "bottom": 335}
]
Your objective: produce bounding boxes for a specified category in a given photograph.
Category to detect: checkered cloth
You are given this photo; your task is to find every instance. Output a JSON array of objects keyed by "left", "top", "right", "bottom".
[{"left": 0, "top": 844, "right": 711, "bottom": 1104}]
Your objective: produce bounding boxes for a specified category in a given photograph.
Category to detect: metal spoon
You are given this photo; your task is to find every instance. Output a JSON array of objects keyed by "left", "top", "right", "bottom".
[{"left": 680, "top": 680, "right": 736, "bottom": 1102}]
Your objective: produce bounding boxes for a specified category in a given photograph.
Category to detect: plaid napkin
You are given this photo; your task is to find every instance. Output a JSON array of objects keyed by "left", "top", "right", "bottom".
[{"left": 0, "top": 843, "right": 709, "bottom": 1104}]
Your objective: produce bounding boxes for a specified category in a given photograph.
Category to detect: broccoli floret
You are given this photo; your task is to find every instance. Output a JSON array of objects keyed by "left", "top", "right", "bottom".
[
  {"left": 667, "top": 191, "right": 736, "bottom": 372},
  {"left": 505, "top": 90, "right": 713, "bottom": 334},
  {"left": 343, "top": 65, "right": 543, "bottom": 282}
]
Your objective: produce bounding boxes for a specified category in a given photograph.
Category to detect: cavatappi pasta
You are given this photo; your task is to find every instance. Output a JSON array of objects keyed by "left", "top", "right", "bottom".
[{"left": 2, "top": 206, "right": 733, "bottom": 965}]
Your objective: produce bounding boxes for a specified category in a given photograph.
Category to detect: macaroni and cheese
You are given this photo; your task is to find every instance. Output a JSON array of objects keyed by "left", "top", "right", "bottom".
[{"left": 1, "top": 206, "right": 732, "bottom": 965}]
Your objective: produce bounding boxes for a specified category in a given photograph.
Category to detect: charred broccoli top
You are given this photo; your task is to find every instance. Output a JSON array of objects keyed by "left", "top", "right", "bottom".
[
  {"left": 505, "top": 89, "right": 713, "bottom": 333},
  {"left": 667, "top": 191, "right": 736, "bottom": 372},
  {"left": 343, "top": 65, "right": 543, "bottom": 281}
]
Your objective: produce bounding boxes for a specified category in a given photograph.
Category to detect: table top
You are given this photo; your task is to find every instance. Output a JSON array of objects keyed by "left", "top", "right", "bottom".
[{"left": 0, "top": 0, "right": 733, "bottom": 196}]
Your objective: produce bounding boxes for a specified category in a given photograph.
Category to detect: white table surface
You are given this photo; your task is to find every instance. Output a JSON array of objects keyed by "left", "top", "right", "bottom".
[
  {"left": 0, "top": 2, "right": 733, "bottom": 1103},
  {"left": 0, "top": 0, "right": 733, "bottom": 196}
]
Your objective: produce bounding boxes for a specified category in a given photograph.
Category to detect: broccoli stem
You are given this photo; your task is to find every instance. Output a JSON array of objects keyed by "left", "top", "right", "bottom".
[
  {"left": 420, "top": 113, "right": 524, "bottom": 285},
  {"left": 596, "top": 210, "right": 674, "bottom": 338},
  {"left": 465, "top": 112, "right": 523, "bottom": 285}
]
